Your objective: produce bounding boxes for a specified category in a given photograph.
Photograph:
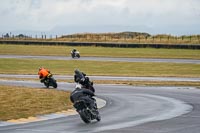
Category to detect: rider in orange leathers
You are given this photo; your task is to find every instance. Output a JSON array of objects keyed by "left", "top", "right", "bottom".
[{"left": 38, "top": 67, "right": 51, "bottom": 83}]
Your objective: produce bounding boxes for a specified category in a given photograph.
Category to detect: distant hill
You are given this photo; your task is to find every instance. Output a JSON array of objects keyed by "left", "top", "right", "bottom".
[{"left": 61, "top": 32, "right": 151, "bottom": 39}]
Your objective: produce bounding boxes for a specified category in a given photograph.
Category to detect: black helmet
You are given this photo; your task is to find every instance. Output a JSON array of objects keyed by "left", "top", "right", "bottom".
[{"left": 74, "top": 69, "right": 80, "bottom": 74}]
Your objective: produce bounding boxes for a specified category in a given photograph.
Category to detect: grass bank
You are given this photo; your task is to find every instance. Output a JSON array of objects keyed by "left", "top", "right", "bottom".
[
  {"left": 0, "top": 58, "right": 200, "bottom": 77},
  {"left": 0, "top": 44, "right": 200, "bottom": 59},
  {"left": 0, "top": 85, "right": 72, "bottom": 121},
  {"left": 63, "top": 79, "right": 198, "bottom": 87},
  {"left": 93, "top": 80, "right": 200, "bottom": 87}
]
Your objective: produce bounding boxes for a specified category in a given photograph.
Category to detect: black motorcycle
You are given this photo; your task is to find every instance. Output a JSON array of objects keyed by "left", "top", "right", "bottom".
[
  {"left": 43, "top": 74, "right": 57, "bottom": 88},
  {"left": 73, "top": 96, "right": 101, "bottom": 123},
  {"left": 71, "top": 50, "right": 80, "bottom": 58}
]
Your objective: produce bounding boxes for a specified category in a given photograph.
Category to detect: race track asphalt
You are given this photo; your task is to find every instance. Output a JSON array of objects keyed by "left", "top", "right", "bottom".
[{"left": 0, "top": 81, "right": 199, "bottom": 133}]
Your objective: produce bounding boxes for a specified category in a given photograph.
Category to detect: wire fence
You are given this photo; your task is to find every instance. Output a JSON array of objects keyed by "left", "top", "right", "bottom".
[{"left": 1, "top": 33, "right": 200, "bottom": 44}]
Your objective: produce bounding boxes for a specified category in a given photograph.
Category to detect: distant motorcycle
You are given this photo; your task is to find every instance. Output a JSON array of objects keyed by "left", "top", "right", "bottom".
[
  {"left": 43, "top": 74, "right": 57, "bottom": 88},
  {"left": 73, "top": 84, "right": 101, "bottom": 123},
  {"left": 71, "top": 50, "right": 80, "bottom": 58}
]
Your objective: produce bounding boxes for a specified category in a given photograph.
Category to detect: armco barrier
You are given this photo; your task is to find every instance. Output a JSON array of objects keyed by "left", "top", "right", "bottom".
[{"left": 0, "top": 40, "right": 200, "bottom": 49}]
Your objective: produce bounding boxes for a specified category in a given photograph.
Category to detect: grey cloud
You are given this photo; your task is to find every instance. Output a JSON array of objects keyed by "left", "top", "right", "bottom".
[
  {"left": 30, "top": 0, "right": 41, "bottom": 9},
  {"left": 0, "top": 0, "right": 199, "bottom": 35}
]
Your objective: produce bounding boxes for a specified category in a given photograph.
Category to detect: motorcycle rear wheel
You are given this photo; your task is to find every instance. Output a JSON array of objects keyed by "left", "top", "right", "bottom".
[{"left": 44, "top": 82, "right": 49, "bottom": 88}]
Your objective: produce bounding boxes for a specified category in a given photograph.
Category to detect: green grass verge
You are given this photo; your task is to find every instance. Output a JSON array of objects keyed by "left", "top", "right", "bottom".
[
  {"left": 0, "top": 85, "right": 72, "bottom": 121},
  {"left": 0, "top": 44, "right": 200, "bottom": 59},
  {"left": 93, "top": 80, "right": 200, "bottom": 87},
  {"left": 0, "top": 58, "right": 200, "bottom": 77}
]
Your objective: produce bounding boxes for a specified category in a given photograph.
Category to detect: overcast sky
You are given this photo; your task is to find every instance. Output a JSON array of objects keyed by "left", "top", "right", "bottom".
[{"left": 0, "top": 0, "right": 200, "bottom": 36}]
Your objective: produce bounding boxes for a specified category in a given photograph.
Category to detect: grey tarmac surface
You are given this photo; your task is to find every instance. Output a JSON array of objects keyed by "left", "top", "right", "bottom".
[
  {"left": 0, "top": 55, "right": 200, "bottom": 64},
  {"left": 0, "top": 81, "right": 199, "bottom": 133},
  {"left": 1, "top": 74, "right": 200, "bottom": 82}
]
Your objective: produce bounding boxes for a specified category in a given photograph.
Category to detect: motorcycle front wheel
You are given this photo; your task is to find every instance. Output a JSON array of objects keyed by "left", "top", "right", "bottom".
[
  {"left": 96, "top": 113, "right": 101, "bottom": 121},
  {"left": 79, "top": 109, "right": 91, "bottom": 124}
]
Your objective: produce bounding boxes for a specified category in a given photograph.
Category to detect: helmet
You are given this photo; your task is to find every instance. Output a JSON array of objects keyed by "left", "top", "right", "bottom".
[
  {"left": 74, "top": 69, "right": 80, "bottom": 74},
  {"left": 39, "top": 67, "right": 43, "bottom": 71}
]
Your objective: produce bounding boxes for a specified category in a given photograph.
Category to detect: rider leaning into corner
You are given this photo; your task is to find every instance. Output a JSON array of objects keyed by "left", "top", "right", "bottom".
[
  {"left": 70, "top": 82, "right": 99, "bottom": 115},
  {"left": 71, "top": 49, "right": 77, "bottom": 56},
  {"left": 72, "top": 69, "right": 98, "bottom": 113},
  {"left": 74, "top": 69, "right": 95, "bottom": 93},
  {"left": 70, "top": 83, "right": 98, "bottom": 114},
  {"left": 38, "top": 67, "right": 51, "bottom": 83}
]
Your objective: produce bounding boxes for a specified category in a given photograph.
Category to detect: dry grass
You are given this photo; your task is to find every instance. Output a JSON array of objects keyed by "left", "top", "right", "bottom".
[
  {"left": 0, "top": 85, "right": 72, "bottom": 121},
  {"left": 0, "top": 44, "right": 200, "bottom": 59},
  {"left": 1, "top": 58, "right": 200, "bottom": 77},
  {"left": 7, "top": 33, "right": 198, "bottom": 44},
  {"left": 63, "top": 79, "right": 200, "bottom": 87},
  {"left": 55, "top": 37, "right": 200, "bottom": 45},
  {"left": 92, "top": 80, "right": 200, "bottom": 87}
]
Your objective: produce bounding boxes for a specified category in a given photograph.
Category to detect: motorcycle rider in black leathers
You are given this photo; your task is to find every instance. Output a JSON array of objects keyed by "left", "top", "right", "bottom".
[
  {"left": 70, "top": 86, "right": 97, "bottom": 112},
  {"left": 74, "top": 69, "right": 95, "bottom": 92},
  {"left": 71, "top": 49, "right": 77, "bottom": 58}
]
